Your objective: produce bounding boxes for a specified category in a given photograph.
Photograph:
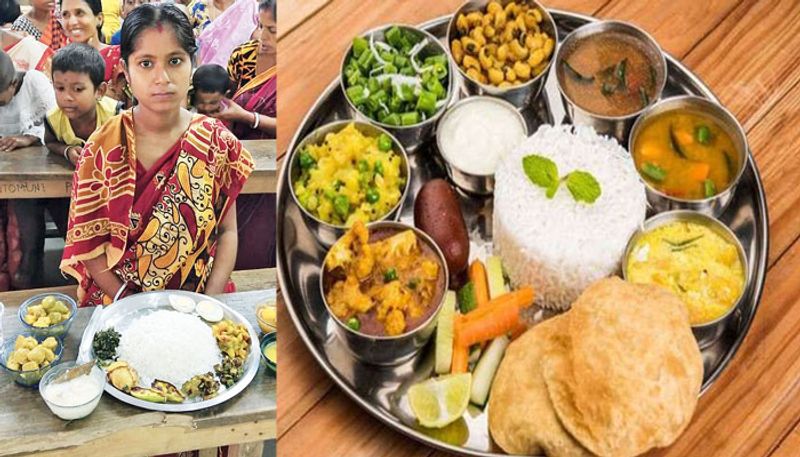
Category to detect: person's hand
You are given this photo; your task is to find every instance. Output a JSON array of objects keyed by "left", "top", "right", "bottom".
[
  {"left": 0, "top": 136, "right": 30, "bottom": 152},
  {"left": 66, "top": 146, "right": 81, "bottom": 165},
  {"left": 209, "top": 97, "right": 250, "bottom": 124}
]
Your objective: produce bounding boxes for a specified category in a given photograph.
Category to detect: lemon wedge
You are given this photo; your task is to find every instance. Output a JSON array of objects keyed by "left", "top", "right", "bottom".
[{"left": 408, "top": 372, "right": 471, "bottom": 428}]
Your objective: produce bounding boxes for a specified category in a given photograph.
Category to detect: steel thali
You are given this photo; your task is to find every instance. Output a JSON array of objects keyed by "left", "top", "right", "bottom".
[
  {"left": 277, "top": 10, "right": 769, "bottom": 456},
  {"left": 77, "top": 290, "right": 261, "bottom": 413}
]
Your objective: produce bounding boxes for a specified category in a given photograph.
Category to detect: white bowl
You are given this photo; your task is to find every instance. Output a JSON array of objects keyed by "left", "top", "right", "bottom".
[{"left": 39, "top": 361, "right": 106, "bottom": 420}]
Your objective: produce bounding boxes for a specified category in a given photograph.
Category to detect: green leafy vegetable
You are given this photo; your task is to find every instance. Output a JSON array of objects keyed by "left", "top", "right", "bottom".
[{"left": 92, "top": 327, "right": 121, "bottom": 361}]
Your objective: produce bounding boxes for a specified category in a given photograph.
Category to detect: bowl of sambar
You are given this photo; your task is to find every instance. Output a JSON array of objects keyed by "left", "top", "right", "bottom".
[{"left": 629, "top": 95, "right": 748, "bottom": 218}]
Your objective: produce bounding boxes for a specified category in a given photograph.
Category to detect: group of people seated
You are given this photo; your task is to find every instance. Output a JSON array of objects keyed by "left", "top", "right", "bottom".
[{"left": 0, "top": 0, "right": 277, "bottom": 307}]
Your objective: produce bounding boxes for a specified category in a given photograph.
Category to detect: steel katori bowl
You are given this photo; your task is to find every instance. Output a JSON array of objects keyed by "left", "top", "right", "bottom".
[
  {"left": 622, "top": 210, "right": 748, "bottom": 349},
  {"left": 628, "top": 95, "right": 749, "bottom": 218},
  {"left": 555, "top": 20, "right": 667, "bottom": 144},
  {"left": 319, "top": 221, "right": 450, "bottom": 366},
  {"left": 340, "top": 23, "right": 455, "bottom": 152},
  {"left": 435, "top": 96, "right": 528, "bottom": 195},
  {"left": 288, "top": 120, "right": 411, "bottom": 248},
  {"left": 446, "top": 0, "right": 558, "bottom": 109}
]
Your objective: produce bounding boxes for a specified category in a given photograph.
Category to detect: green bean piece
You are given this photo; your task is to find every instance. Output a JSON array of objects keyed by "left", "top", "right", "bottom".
[
  {"left": 346, "top": 317, "right": 361, "bottom": 331},
  {"left": 642, "top": 162, "right": 667, "bottom": 182},
  {"left": 400, "top": 112, "right": 420, "bottom": 125},
  {"left": 385, "top": 26, "right": 403, "bottom": 48},
  {"left": 703, "top": 179, "right": 716, "bottom": 198},
  {"left": 416, "top": 91, "right": 437, "bottom": 115},
  {"left": 378, "top": 134, "right": 393, "bottom": 151},
  {"left": 346, "top": 85, "right": 366, "bottom": 105},
  {"left": 333, "top": 195, "right": 350, "bottom": 218},
  {"left": 365, "top": 187, "right": 380, "bottom": 204},
  {"left": 615, "top": 58, "right": 628, "bottom": 89},
  {"left": 383, "top": 113, "right": 401, "bottom": 126},
  {"left": 383, "top": 267, "right": 398, "bottom": 282},
  {"left": 352, "top": 37, "right": 368, "bottom": 57},
  {"left": 696, "top": 125, "right": 711, "bottom": 144}
]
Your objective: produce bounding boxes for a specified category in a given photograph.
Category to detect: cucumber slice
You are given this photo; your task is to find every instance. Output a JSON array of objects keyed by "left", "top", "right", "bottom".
[
  {"left": 457, "top": 282, "right": 477, "bottom": 314},
  {"left": 486, "top": 256, "right": 507, "bottom": 299},
  {"left": 434, "top": 291, "right": 457, "bottom": 374},
  {"left": 470, "top": 335, "right": 510, "bottom": 406}
]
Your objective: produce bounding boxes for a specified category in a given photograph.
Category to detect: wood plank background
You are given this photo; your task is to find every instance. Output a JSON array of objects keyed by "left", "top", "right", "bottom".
[{"left": 276, "top": 0, "right": 800, "bottom": 456}]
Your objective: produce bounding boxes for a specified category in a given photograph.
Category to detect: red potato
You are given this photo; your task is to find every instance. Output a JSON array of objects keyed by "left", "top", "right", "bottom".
[{"left": 414, "top": 179, "right": 470, "bottom": 282}]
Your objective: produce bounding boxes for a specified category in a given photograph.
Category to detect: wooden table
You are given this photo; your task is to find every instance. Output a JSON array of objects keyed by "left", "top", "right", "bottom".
[
  {"left": 0, "top": 268, "right": 277, "bottom": 457},
  {"left": 0, "top": 140, "right": 276, "bottom": 199},
  {"left": 277, "top": 1, "right": 800, "bottom": 456}
]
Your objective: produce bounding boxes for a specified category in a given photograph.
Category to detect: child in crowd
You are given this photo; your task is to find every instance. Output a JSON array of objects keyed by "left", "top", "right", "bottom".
[
  {"left": 191, "top": 63, "right": 231, "bottom": 118},
  {"left": 0, "top": 50, "right": 58, "bottom": 289},
  {"left": 109, "top": 0, "right": 151, "bottom": 45},
  {"left": 45, "top": 43, "right": 118, "bottom": 165}
]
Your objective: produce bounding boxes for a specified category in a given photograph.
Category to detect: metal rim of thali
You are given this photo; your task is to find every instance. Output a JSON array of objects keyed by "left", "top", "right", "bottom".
[
  {"left": 277, "top": 10, "right": 770, "bottom": 456},
  {"left": 77, "top": 290, "right": 261, "bottom": 413}
]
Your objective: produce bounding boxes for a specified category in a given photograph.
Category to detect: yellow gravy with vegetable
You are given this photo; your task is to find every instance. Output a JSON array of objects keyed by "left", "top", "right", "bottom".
[{"left": 626, "top": 221, "right": 745, "bottom": 325}]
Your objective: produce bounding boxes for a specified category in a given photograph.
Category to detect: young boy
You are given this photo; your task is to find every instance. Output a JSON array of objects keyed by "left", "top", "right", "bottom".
[
  {"left": 191, "top": 63, "right": 232, "bottom": 117},
  {"left": 45, "top": 43, "right": 118, "bottom": 165},
  {"left": 109, "top": 0, "right": 152, "bottom": 45}
]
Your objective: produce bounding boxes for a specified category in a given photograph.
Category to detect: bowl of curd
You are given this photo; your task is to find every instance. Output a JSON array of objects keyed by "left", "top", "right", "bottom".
[
  {"left": 39, "top": 361, "right": 106, "bottom": 420},
  {"left": 436, "top": 96, "right": 527, "bottom": 195}
]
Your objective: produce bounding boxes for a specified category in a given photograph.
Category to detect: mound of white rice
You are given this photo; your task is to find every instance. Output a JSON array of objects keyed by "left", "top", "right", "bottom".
[
  {"left": 117, "top": 310, "right": 221, "bottom": 387},
  {"left": 493, "top": 124, "right": 646, "bottom": 309}
]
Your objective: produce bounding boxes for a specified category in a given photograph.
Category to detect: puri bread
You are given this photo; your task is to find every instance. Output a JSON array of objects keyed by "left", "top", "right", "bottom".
[
  {"left": 543, "top": 277, "right": 703, "bottom": 457},
  {"left": 488, "top": 315, "right": 592, "bottom": 457}
]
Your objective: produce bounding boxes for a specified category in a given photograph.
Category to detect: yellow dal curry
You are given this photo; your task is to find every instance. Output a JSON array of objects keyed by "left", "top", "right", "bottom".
[{"left": 626, "top": 221, "right": 745, "bottom": 325}]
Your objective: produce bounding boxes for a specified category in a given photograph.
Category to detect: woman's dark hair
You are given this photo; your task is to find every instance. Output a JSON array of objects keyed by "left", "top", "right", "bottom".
[
  {"left": 52, "top": 43, "right": 106, "bottom": 88},
  {"left": 59, "top": 0, "right": 104, "bottom": 42},
  {"left": 259, "top": 0, "right": 275, "bottom": 17},
  {"left": 120, "top": 4, "right": 197, "bottom": 63},
  {"left": 0, "top": 0, "right": 21, "bottom": 25},
  {"left": 192, "top": 64, "right": 230, "bottom": 95}
]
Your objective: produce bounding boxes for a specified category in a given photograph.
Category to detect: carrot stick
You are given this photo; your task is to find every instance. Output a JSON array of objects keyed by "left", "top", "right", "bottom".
[
  {"left": 456, "top": 301, "right": 521, "bottom": 347},
  {"left": 451, "top": 342, "right": 469, "bottom": 373},
  {"left": 460, "top": 287, "right": 534, "bottom": 326},
  {"left": 469, "top": 260, "right": 490, "bottom": 308},
  {"left": 689, "top": 162, "right": 710, "bottom": 181}
]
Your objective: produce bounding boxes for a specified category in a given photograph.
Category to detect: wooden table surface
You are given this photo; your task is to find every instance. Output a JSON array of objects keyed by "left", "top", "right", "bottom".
[
  {"left": 0, "top": 139, "right": 277, "bottom": 199},
  {"left": 0, "top": 268, "right": 278, "bottom": 457},
  {"left": 277, "top": 0, "right": 800, "bottom": 456}
]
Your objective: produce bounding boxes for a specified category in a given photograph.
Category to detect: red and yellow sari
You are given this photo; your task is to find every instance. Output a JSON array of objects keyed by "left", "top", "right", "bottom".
[
  {"left": 60, "top": 111, "right": 254, "bottom": 307},
  {"left": 230, "top": 66, "right": 276, "bottom": 141}
]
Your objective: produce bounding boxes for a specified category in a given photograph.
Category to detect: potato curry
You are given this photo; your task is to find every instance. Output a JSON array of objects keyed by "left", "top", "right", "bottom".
[{"left": 324, "top": 221, "right": 444, "bottom": 336}]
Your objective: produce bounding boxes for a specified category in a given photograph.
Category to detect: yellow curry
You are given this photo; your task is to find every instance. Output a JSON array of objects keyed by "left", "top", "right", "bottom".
[
  {"left": 633, "top": 110, "right": 739, "bottom": 200},
  {"left": 626, "top": 221, "right": 745, "bottom": 325},
  {"left": 324, "top": 221, "right": 444, "bottom": 336}
]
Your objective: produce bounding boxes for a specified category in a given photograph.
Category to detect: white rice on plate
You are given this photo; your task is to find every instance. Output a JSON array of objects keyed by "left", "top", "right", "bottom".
[
  {"left": 117, "top": 310, "right": 221, "bottom": 387},
  {"left": 493, "top": 124, "right": 647, "bottom": 310}
]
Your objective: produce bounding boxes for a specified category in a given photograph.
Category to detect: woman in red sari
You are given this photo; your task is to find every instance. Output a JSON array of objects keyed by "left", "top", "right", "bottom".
[
  {"left": 60, "top": 3, "right": 253, "bottom": 307},
  {"left": 208, "top": 0, "right": 274, "bottom": 270}
]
